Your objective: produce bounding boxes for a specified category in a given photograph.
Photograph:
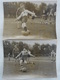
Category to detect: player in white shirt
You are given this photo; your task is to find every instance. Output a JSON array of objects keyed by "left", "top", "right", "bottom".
[
  {"left": 15, "top": 48, "right": 34, "bottom": 71},
  {"left": 15, "top": 48, "right": 34, "bottom": 65},
  {"left": 16, "top": 3, "right": 36, "bottom": 31}
]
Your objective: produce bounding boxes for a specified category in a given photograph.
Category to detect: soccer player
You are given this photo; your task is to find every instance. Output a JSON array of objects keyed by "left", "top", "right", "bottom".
[
  {"left": 15, "top": 48, "right": 34, "bottom": 71},
  {"left": 16, "top": 3, "right": 36, "bottom": 31}
]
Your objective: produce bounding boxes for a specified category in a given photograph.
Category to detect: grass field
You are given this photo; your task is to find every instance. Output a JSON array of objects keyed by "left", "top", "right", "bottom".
[
  {"left": 3, "top": 18, "right": 56, "bottom": 39},
  {"left": 3, "top": 57, "right": 57, "bottom": 79}
]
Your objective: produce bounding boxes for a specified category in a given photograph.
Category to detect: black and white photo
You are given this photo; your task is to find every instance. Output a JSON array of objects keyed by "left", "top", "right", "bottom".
[
  {"left": 3, "top": 40, "right": 57, "bottom": 79},
  {"left": 3, "top": 1, "right": 57, "bottom": 39}
]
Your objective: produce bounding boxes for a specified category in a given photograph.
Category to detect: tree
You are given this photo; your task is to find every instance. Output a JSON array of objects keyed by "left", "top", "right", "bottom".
[
  {"left": 25, "top": 2, "right": 36, "bottom": 12},
  {"left": 12, "top": 44, "right": 19, "bottom": 58},
  {"left": 33, "top": 43, "right": 40, "bottom": 56},
  {"left": 45, "top": 44, "right": 51, "bottom": 56},
  {"left": 23, "top": 43, "right": 29, "bottom": 50},
  {"left": 40, "top": 44, "right": 46, "bottom": 56},
  {"left": 18, "top": 42, "right": 23, "bottom": 52},
  {"left": 11, "top": 41, "right": 17, "bottom": 48},
  {"left": 51, "top": 44, "right": 56, "bottom": 52},
  {"left": 39, "top": 3, "right": 47, "bottom": 16},
  {"left": 3, "top": 40, "right": 11, "bottom": 57}
]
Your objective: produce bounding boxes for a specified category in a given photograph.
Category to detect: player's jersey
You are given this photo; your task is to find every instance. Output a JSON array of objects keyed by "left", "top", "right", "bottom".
[
  {"left": 16, "top": 50, "right": 34, "bottom": 59},
  {"left": 19, "top": 50, "right": 28, "bottom": 60},
  {"left": 21, "top": 10, "right": 28, "bottom": 17},
  {"left": 16, "top": 9, "right": 36, "bottom": 22},
  {"left": 21, "top": 16, "right": 27, "bottom": 23}
]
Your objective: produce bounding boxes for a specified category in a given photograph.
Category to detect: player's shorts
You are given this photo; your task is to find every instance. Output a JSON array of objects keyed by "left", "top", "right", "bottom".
[
  {"left": 20, "top": 60, "right": 23, "bottom": 65},
  {"left": 20, "top": 59, "right": 27, "bottom": 65},
  {"left": 22, "top": 22, "right": 26, "bottom": 29},
  {"left": 32, "top": 16, "right": 35, "bottom": 19},
  {"left": 24, "top": 60, "right": 27, "bottom": 64}
]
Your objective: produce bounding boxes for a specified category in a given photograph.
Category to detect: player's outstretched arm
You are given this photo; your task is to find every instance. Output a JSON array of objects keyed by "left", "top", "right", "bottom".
[
  {"left": 25, "top": 10, "right": 37, "bottom": 17},
  {"left": 16, "top": 13, "right": 22, "bottom": 21},
  {"left": 15, "top": 52, "right": 22, "bottom": 59},
  {"left": 28, "top": 51, "right": 35, "bottom": 57}
]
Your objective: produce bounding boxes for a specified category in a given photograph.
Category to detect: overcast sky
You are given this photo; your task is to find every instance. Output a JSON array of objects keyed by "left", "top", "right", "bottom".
[
  {"left": 6, "top": 39, "right": 57, "bottom": 45},
  {"left": 29, "top": 0, "right": 57, "bottom": 5}
]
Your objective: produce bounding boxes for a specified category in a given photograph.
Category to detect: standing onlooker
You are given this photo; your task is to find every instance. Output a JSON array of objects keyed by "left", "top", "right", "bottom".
[
  {"left": 51, "top": 50, "right": 56, "bottom": 62},
  {"left": 8, "top": 53, "right": 10, "bottom": 61}
]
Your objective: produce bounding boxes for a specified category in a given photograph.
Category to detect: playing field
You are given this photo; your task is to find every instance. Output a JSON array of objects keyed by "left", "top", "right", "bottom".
[
  {"left": 3, "top": 57, "right": 57, "bottom": 80},
  {"left": 3, "top": 18, "right": 56, "bottom": 39}
]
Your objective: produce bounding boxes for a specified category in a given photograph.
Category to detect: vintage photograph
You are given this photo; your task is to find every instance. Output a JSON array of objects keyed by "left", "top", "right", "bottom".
[
  {"left": 3, "top": 40, "right": 57, "bottom": 79},
  {"left": 3, "top": 1, "right": 57, "bottom": 39}
]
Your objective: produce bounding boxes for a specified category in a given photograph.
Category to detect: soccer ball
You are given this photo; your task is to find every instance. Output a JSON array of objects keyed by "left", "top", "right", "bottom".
[
  {"left": 21, "top": 67, "right": 27, "bottom": 72},
  {"left": 21, "top": 30, "right": 30, "bottom": 36}
]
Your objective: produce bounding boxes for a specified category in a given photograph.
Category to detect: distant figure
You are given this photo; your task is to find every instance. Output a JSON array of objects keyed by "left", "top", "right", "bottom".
[
  {"left": 54, "top": 12, "right": 56, "bottom": 21},
  {"left": 12, "top": 45, "right": 19, "bottom": 62},
  {"left": 12, "top": 45, "right": 19, "bottom": 58},
  {"left": 42, "top": 10, "right": 46, "bottom": 19},
  {"left": 51, "top": 50, "right": 56, "bottom": 62},
  {"left": 16, "top": 3, "right": 36, "bottom": 32},
  {"left": 49, "top": 9, "right": 54, "bottom": 21},
  {"left": 8, "top": 53, "right": 10, "bottom": 61}
]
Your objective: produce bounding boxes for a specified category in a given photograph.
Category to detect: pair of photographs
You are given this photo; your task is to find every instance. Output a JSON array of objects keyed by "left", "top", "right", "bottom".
[{"left": 3, "top": 1, "right": 57, "bottom": 79}]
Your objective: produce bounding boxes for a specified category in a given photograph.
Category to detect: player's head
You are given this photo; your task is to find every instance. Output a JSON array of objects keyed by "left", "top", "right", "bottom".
[
  {"left": 23, "top": 48, "right": 26, "bottom": 51},
  {"left": 20, "top": 3, "right": 25, "bottom": 10},
  {"left": 23, "top": 48, "right": 28, "bottom": 53}
]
